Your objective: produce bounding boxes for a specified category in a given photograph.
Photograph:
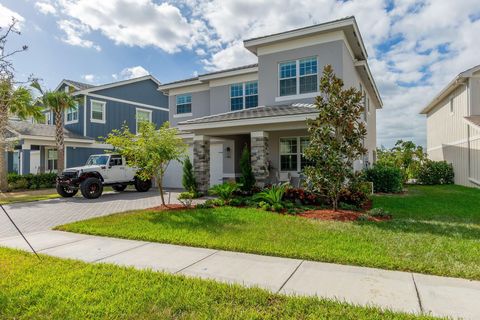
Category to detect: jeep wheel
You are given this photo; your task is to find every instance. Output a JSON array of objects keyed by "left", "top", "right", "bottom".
[
  {"left": 112, "top": 185, "right": 127, "bottom": 192},
  {"left": 56, "top": 184, "right": 78, "bottom": 198},
  {"left": 80, "top": 177, "right": 103, "bottom": 199},
  {"left": 134, "top": 178, "right": 151, "bottom": 192}
]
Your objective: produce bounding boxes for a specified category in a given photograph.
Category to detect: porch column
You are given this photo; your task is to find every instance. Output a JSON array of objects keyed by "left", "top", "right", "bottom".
[
  {"left": 193, "top": 135, "right": 210, "bottom": 193},
  {"left": 251, "top": 131, "right": 269, "bottom": 187},
  {"left": 20, "top": 144, "right": 31, "bottom": 175}
]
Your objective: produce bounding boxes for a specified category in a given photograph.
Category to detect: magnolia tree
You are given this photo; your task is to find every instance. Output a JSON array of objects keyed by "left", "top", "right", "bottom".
[
  {"left": 105, "top": 121, "right": 187, "bottom": 205},
  {"left": 303, "top": 65, "right": 367, "bottom": 211}
]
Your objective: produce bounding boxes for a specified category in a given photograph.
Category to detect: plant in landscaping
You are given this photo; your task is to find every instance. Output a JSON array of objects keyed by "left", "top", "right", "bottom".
[
  {"left": 417, "top": 160, "right": 454, "bottom": 185},
  {"left": 178, "top": 192, "right": 195, "bottom": 208},
  {"left": 367, "top": 208, "right": 391, "bottom": 218},
  {"left": 182, "top": 157, "right": 198, "bottom": 196},
  {"left": 338, "top": 179, "right": 371, "bottom": 209},
  {"left": 284, "top": 188, "right": 323, "bottom": 205},
  {"left": 364, "top": 164, "right": 403, "bottom": 193},
  {"left": 7, "top": 172, "right": 57, "bottom": 190},
  {"left": 208, "top": 182, "right": 240, "bottom": 204},
  {"left": 105, "top": 121, "right": 187, "bottom": 205},
  {"left": 239, "top": 145, "right": 255, "bottom": 193},
  {"left": 303, "top": 65, "right": 367, "bottom": 211},
  {"left": 377, "top": 140, "right": 426, "bottom": 182},
  {"left": 253, "top": 183, "right": 289, "bottom": 211}
]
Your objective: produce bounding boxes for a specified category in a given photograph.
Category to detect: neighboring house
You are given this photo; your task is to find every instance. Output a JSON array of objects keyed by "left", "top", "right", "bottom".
[
  {"left": 6, "top": 75, "right": 169, "bottom": 174},
  {"left": 160, "top": 16, "right": 382, "bottom": 191},
  {"left": 420, "top": 65, "right": 480, "bottom": 188}
]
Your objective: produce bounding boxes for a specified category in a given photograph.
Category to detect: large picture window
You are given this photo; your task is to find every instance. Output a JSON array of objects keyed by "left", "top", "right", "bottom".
[
  {"left": 280, "top": 137, "right": 311, "bottom": 172},
  {"left": 230, "top": 81, "right": 258, "bottom": 111},
  {"left": 279, "top": 57, "right": 318, "bottom": 97},
  {"left": 176, "top": 94, "right": 192, "bottom": 114}
]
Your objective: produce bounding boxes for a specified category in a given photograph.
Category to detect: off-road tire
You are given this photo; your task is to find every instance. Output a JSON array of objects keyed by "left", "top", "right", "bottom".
[
  {"left": 56, "top": 184, "right": 78, "bottom": 198},
  {"left": 112, "top": 185, "right": 127, "bottom": 192},
  {"left": 80, "top": 177, "right": 104, "bottom": 199},
  {"left": 134, "top": 178, "right": 151, "bottom": 192}
]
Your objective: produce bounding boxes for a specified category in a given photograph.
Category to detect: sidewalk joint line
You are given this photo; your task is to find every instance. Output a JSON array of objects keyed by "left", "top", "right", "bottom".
[
  {"left": 411, "top": 273, "right": 424, "bottom": 314},
  {"left": 38, "top": 238, "right": 90, "bottom": 252},
  {"left": 277, "top": 260, "right": 304, "bottom": 293},
  {"left": 174, "top": 250, "right": 219, "bottom": 274},
  {"left": 93, "top": 242, "right": 150, "bottom": 263}
]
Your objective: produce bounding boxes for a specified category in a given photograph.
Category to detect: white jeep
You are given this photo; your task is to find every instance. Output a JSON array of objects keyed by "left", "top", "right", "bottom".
[{"left": 56, "top": 154, "right": 152, "bottom": 199}]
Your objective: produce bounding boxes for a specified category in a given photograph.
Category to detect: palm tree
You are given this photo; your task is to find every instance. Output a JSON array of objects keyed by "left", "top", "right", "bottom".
[
  {"left": 32, "top": 81, "right": 76, "bottom": 174},
  {"left": 0, "top": 79, "right": 42, "bottom": 191}
]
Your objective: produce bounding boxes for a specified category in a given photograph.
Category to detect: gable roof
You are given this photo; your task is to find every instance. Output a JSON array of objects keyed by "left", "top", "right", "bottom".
[
  {"left": 55, "top": 79, "right": 95, "bottom": 92},
  {"left": 420, "top": 64, "right": 480, "bottom": 114},
  {"left": 72, "top": 75, "right": 161, "bottom": 95},
  {"left": 6, "top": 120, "right": 93, "bottom": 141}
]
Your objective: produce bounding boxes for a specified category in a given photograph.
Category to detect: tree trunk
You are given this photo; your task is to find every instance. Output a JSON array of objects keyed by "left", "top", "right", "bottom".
[
  {"left": 54, "top": 110, "right": 65, "bottom": 173},
  {"left": 0, "top": 103, "right": 8, "bottom": 192},
  {"left": 157, "top": 176, "right": 165, "bottom": 206}
]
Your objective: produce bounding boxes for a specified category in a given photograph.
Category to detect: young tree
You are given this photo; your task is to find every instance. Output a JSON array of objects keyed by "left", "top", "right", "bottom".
[
  {"left": 105, "top": 121, "right": 187, "bottom": 205},
  {"left": 377, "top": 140, "right": 426, "bottom": 182},
  {"left": 182, "top": 156, "right": 198, "bottom": 196},
  {"left": 303, "top": 65, "right": 367, "bottom": 211},
  {"left": 239, "top": 145, "right": 255, "bottom": 192},
  {"left": 0, "top": 19, "right": 42, "bottom": 191},
  {"left": 31, "top": 83, "right": 77, "bottom": 173}
]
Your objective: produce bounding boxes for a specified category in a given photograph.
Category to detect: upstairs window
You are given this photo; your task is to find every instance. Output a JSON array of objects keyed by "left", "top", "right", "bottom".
[
  {"left": 279, "top": 57, "right": 318, "bottom": 97},
  {"left": 230, "top": 81, "right": 258, "bottom": 111},
  {"left": 136, "top": 108, "right": 152, "bottom": 133},
  {"left": 279, "top": 61, "right": 297, "bottom": 96},
  {"left": 176, "top": 94, "right": 192, "bottom": 114},
  {"left": 299, "top": 57, "right": 317, "bottom": 94},
  {"left": 65, "top": 101, "right": 79, "bottom": 124},
  {"left": 90, "top": 100, "right": 106, "bottom": 123}
]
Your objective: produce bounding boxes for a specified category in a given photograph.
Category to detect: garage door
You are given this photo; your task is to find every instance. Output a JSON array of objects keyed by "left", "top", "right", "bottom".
[{"left": 163, "top": 146, "right": 193, "bottom": 189}]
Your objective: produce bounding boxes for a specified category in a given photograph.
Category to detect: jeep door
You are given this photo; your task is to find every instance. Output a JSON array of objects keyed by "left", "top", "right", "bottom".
[{"left": 106, "top": 155, "right": 126, "bottom": 183}]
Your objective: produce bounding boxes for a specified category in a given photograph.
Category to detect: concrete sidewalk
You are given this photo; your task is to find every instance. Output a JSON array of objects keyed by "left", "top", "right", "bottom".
[{"left": 1, "top": 230, "right": 479, "bottom": 319}]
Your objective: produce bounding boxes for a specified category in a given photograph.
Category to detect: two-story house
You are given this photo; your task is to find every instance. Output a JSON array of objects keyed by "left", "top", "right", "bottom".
[
  {"left": 160, "top": 17, "right": 382, "bottom": 191},
  {"left": 420, "top": 64, "right": 480, "bottom": 187},
  {"left": 6, "top": 75, "right": 169, "bottom": 174}
]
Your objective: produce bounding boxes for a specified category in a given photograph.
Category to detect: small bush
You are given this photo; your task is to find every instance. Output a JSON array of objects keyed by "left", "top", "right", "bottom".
[
  {"left": 195, "top": 201, "right": 214, "bottom": 209},
  {"left": 417, "top": 160, "right": 454, "bottom": 185},
  {"left": 356, "top": 214, "right": 370, "bottom": 222},
  {"left": 339, "top": 202, "right": 359, "bottom": 211},
  {"left": 208, "top": 182, "right": 240, "bottom": 203},
  {"left": 338, "top": 181, "right": 371, "bottom": 209},
  {"left": 178, "top": 192, "right": 195, "bottom": 208},
  {"left": 364, "top": 164, "right": 403, "bottom": 193},
  {"left": 283, "top": 188, "right": 323, "bottom": 205},
  {"left": 182, "top": 157, "right": 198, "bottom": 196},
  {"left": 239, "top": 146, "right": 255, "bottom": 193},
  {"left": 367, "top": 207, "right": 391, "bottom": 218},
  {"left": 7, "top": 172, "right": 57, "bottom": 190},
  {"left": 253, "top": 183, "right": 289, "bottom": 206}
]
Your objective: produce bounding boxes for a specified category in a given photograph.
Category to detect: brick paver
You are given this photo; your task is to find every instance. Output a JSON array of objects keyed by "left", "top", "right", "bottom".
[{"left": 0, "top": 190, "right": 181, "bottom": 238}]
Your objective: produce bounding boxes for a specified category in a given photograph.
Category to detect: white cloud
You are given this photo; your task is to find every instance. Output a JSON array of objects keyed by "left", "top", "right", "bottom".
[
  {"left": 35, "top": 2, "right": 57, "bottom": 15},
  {"left": 112, "top": 66, "right": 150, "bottom": 80},
  {"left": 0, "top": 4, "right": 24, "bottom": 28},
  {"left": 201, "top": 41, "right": 256, "bottom": 71},
  {"left": 57, "top": 19, "right": 101, "bottom": 51},
  {"left": 81, "top": 74, "right": 96, "bottom": 83}
]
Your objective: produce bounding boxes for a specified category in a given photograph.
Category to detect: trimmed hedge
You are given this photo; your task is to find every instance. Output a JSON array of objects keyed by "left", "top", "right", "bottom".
[
  {"left": 417, "top": 160, "right": 454, "bottom": 185},
  {"left": 364, "top": 165, "right": 403, "bottom": 193},
  {"left": 7, "top": 172, "right": 57, "bottom": 191}
]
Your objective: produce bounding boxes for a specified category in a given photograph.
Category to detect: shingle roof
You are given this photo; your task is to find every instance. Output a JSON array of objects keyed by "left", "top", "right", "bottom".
[
  {"left": 6, "top": 120, "right": 93, "bottom": 140},
  {"left": 179, "top": 104, "right": 318, "bottom": 125},
  {"left": 64, "top": 79, "right": 95, "bottom": 91},
  {"left": 161, "top": 63, "right": 258, "bottom": 87},
  {"left": 465, "top": 116, "right": 480, "bottom": 129}
]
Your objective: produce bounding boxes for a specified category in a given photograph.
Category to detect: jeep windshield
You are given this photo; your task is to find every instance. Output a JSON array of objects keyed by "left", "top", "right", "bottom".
[{"left": 85, "top": 155, "right": 109, "bottom": 166}]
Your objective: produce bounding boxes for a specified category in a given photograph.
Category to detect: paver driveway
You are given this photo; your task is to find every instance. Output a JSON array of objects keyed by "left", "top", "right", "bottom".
[{"left": 0, "top": 189, "right": 179, "bottom": 238}]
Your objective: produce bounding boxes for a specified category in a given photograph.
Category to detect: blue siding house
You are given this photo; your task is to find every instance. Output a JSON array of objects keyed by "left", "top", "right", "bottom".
[{"left": 6, "top": 75, "right": 169, "bottom": 174}]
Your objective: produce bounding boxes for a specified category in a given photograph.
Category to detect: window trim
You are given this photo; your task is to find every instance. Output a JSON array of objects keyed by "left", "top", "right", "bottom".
[
  {"left": 45, "top": 112, "right": 51, "bottom": 125},
  {"left": 135, "top": 107, "right": 153, "bottom": 133},
  {"left": 229, "top": 81, "right": 258, "bottom": 111},
  {"left": 65, "top": 101, "right": 79, "bottom": 125},
  {"left": 279, "top": 136, "right": 310, "bottom": 172},
  {"left": 90, "top": 99, "right": 106, "bottom": 124},
  {"left": 449, "top": 97, "right": 454, "bottom": 115},
  {"left": 176, "top": 94, "right": 192, "bottom": 115},
  {"left": 277, "top": 56, "right": 318, "bottom": 99}
]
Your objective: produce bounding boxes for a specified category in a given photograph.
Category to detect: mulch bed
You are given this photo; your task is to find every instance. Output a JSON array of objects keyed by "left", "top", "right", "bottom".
[
  {"left": 298, "top": 209, "right": 391, "bottom": 222},
  {"left": 148, "top": 204, "right": 187, "bottom": 211}
]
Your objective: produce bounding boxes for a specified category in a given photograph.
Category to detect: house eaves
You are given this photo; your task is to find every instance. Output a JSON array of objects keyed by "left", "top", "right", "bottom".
[{"left": 72, "top": 75, "right": 161, "bottom": 96}]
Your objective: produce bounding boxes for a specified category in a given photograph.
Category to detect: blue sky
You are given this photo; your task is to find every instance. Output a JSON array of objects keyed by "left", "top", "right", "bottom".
[{"left": 1, "top": 0, "right": 480, "bottom": 148}]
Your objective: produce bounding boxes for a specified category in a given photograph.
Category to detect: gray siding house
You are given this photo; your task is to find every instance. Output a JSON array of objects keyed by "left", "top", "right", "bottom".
[
  {"left": 6, "top": 75, "right": 169, "bottom": 174},
  {"left": 160, "top": 17, "right": 382, "bottom": 191}
]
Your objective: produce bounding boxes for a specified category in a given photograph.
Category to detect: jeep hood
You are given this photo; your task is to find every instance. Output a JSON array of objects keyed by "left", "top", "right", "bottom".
[{"left": 63, "top": 165, "right": 103, "bottom": 173}]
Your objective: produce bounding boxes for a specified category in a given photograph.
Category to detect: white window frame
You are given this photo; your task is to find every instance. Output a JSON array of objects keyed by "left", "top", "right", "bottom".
[
  {"left": 65, "top": 101, "right": 79, "bottom": 125},
  {"left": 230, "top": 81, "right": 258, "bottom": 111},
  {"left": 175, "top": 94, "right": 192, "bottom": 117},
  {"left": 277, "top": 56, "right": 318, "bottom": 101},
  {"left": 45, "top": 112, "right": 51, "bottom": 125},
  {"left": 90, "top": 99, "right": 106, "bottom": 124},
  {"left": 279, "top": 136, "right": 310, "bottom": 173},
  {"left": 135, "top": 107, "right": 152, "bottom": 133}
]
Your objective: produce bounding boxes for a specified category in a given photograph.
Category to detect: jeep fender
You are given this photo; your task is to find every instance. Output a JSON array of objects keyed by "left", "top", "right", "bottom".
[{"left": 79, "top": 171, "right": 104, "bottom": 182}]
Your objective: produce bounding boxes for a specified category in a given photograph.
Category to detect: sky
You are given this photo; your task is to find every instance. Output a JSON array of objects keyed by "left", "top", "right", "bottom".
[{"left": 1, "top": 0, "right": 480, "bottom": 148}]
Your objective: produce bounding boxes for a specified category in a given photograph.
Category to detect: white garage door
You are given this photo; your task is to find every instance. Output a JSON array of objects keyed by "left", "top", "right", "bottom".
[{"left": 163, "top": 146, "right": 193, "bottom": 189}]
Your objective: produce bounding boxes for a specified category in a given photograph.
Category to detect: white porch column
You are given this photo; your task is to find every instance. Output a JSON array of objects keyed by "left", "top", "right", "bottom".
[
  {"left": 250, "top": 131, "right": 269, "bottom": 187},
  {"left": 193, "top": 135, "right": 210, "bottom": 193}
]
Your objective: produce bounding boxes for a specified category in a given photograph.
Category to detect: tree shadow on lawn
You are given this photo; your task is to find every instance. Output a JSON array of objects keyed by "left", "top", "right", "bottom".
[
  {"left": 144, "top": 209, "right": 247, "bottom": 235},
  {"left": 362, "top": 218, "right": 480, "bottom": 241}
]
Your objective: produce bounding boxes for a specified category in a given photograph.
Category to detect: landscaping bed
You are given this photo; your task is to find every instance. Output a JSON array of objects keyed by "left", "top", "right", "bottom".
[{"left": 298, "top": 209, "right": 391, "bottom": 222}]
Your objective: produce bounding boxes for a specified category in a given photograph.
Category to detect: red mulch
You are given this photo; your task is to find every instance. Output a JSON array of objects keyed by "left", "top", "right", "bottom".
[
  {"left": 298, "top": 209, "right": 391, "bottom": 222},
  {"left": 148, "top": 204, "right": 187, "bottom": 211}
]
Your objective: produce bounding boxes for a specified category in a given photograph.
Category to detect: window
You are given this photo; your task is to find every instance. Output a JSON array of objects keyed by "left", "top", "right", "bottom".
[
  {"left": 45, "top": 112, "right": 51, "bottom": 125},
  {"left": 230, "top": 81, "right": 258, "bottom": 111},
  {"left": 299, "top": 57, "right": 317, "bottom": 94},
  {"left": 47, "top": 149, "right": 58, "bottom": 172},
  {"left": 450, "top": 97, "right": 454, "bottom": 114},
  {"left": 65, "top": 101, "right": 79, "bottom": 124},
  {"left": 109, "top": 155, "right": 123, "bottom": 166},
  {"left": 90, "top": 100, "right": 106, "bottom": 123},
  {"left": 136, "top": 108, "right": 152, "bottom": 133},
  {"left": 279, "top": 57, "right": 318, "bottom": 97},
  {"left": 280, "top": 137, "right": 312, "bottom": 172},
  {"left": 176, "top": 94, "right": 192, "bottom": 114}
]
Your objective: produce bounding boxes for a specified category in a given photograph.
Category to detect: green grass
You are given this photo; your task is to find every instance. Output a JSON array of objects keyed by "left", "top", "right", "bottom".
[
  {"left": 0, "top": 192, "right": 60, "bottom": 205},
  {"left": 0, "top": 248, "right": 434, "bottom": 319},
  {"left": 57, "top": 185, "right": 480, "bottom": 280}
]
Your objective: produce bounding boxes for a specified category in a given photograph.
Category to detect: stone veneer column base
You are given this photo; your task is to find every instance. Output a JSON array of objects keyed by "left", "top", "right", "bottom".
[
  {"left": 193, "top": 135, "right": 210, "bottom": 193},
  {"left": 250, "top": 131, "right": 269, "bottom": 187}
]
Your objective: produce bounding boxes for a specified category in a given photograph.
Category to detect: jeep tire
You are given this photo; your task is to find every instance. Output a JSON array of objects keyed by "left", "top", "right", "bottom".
[
  {"left": 56, "top": 184, "right": 78, "bottom": 198},
  {"left": 80, "top": 177, "right": 104, "bottom": 199},
  {"left": 134, "top": 178, "right": 151, "bottom": 192},
  {"left": 112, "top": 184, "right": 127, "bottom": 192}
]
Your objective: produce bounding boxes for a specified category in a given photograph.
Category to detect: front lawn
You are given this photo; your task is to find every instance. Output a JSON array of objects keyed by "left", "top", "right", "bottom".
[
  {"left": 57, "top": 185, "right": 480, "bottom": 280},
  {"left": 0, "top": 189, "right": 60, "bottom": 205},
  {"left": 0, "top": 248, "right": 432, "bottom": 319}
]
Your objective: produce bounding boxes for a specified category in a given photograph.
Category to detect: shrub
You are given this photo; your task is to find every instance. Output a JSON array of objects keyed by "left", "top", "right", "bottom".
[
  {"left": 338, "top": 180, "right": 371, "bottom": 209},
  {"left": 7, "top": 172, "right": 56, "bottom": 190},
  {"left": 208, "top": 182, "right": 240, "bottom": 204},
  {"left": 283, "top": 188, "right": 323, "bottom": 205},
  {"left": 239, "top": 146, "right": 255, "bottom": 193},
  {"left": 254, "top": 183, "right": 288, "bottom": 206},
  {"left": 178, "top": 192, "right": 195, "bottom": 208},
  {"left": 364, "top": 164, "right": 403, "bottom": 193},
  {"left": 182, "top": 157, "right": 198, "bottom": 196},
  {"left": 367, "top": 207, "right": 391, "bottom": 218},
  {"left": 417, "top": 160, "right": 454, "bottom": 185}
]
